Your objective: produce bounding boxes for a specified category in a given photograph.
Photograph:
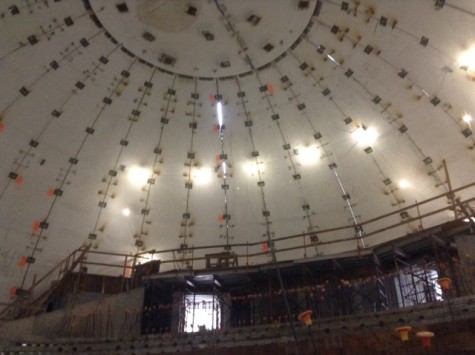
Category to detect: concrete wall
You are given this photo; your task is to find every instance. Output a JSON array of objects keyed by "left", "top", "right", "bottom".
[{"left": 0, "top": 287, "right": 144, "bottom": 345}]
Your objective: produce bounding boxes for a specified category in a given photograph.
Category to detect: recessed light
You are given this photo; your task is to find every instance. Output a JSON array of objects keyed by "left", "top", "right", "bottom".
[
  {"left": 351, "top": 126, "right": 378, "bottom": 145},
  {"left": 244, "top": 161, "right": 261, "bottom": 176},
  {"left": 297, "top": 146, "right": 319, "bottom": 165},
  {"left": 192, "top": 167, "right": 213, "bottom": 184},
  {"left": 399, "top": 179, "right": 410, "bottom": 189},
  {"left": 128, "top": 166, "right": 152, "bottom": 187},
  {"left": 458, "top": 45, "right": 475, "bottom": 70},
  {"left": 122, "top": 208, "right": 131, "bottom": 216},
  {"left": 463, "top": 114, "right": 472, "bottom": 123}
]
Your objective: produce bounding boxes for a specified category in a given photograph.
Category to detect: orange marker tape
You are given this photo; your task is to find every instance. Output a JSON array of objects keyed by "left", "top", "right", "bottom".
[
  {"left": 18, "top": 256, "right": 27, "bottom": 268},
  {"left": 0, "top": 121, "right": 5, "bottom": 133},
  {"left": 32, "top": 220, "right": 40, "bottom": 233},
  {"left": 9, "top": 287, "right": 17, "bottom": 297},
  {"left": 15, "top": 176, "right": 24, "bottom": 185}
]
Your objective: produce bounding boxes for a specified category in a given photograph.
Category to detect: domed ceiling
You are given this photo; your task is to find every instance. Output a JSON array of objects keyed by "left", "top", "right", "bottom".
[{"left": 1, "top": 0, "right": 475, "bottom": 307}]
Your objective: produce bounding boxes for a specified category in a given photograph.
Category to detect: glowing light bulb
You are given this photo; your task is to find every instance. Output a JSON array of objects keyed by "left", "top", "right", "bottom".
[
  {"left": 399, "top": 179, "right": 410, "bottom": 189},
  {"left": 327, "top": 54, "right": 340, "bottom": 65},
  {"left": 217, "top": 101, "right": 223, "bottom": 127},
  {"left": 192, "top": 167, "right": 213, "bottom": 185},
  {"left": 128, "top": 166, "right": 152, "bottom": 187},
  {"left": 463, "top": 114, "right": 472, "bottom": 123},
  {"left": 298, "top": 146, "right": 319, "bottom": 165},
  {"left": 244, "top": 162, "right": 260, "bottom": 176},
  {"left": 351, "top": 126, "right": 378, "bottom": 145},
  {"left": 458, "top": 46, "right": 475, "bottom": 69},
  {"left": 122, "top": 208, "right": 131, "bottom": 216}
]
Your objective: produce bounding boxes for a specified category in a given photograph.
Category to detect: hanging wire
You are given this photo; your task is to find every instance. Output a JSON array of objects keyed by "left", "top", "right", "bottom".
[
  {"left": 215, "top": 78, "right": 232, "bottom": 250},
  {"left": 212, "top": 1, "right": 301, "bottom": 351}
]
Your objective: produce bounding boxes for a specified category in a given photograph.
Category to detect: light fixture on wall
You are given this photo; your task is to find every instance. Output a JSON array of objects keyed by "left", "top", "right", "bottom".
[
  {"left": 297, "top": 146, "right": 319, "bottom": 165},
  {"left": 298, "top": 310, "right": 313, "bottom": 326},
  {"left": 244, "top": 161, "right": 262, "bottom": 176},
  {"left": 416, "top": 331, "right": 435, "bottom": 350},
  {"left": 458, "top": 45, "right": 475, "bottom": 70},
  {"left": 395, "top": 326, "right": 412, "bottom": 341},
  {"left": 436, "top": 277, "right": 452, "bottom": 291},
  {"left": 128, "top": 166, "right": 152, "bottom": 187},
  {"left": 351, "top": 126, "right": 378, "bottom": 145},
  {"left": 192, "top": 167, "right": 213, "bottom": 185}
]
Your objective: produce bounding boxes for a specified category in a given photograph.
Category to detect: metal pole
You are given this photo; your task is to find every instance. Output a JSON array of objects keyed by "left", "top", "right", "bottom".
[{"left": 442, "top": 159, "right": 458, "bottom": 219}]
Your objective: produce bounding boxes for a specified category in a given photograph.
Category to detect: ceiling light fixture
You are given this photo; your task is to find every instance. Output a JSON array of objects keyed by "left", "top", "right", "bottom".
[
  {"left": 244, "top": 162, "right": 260, "bottom": 176},
  {"left": 351, "top": 126, "right": 378, "bottom": 145},
  {"left": 463, "top": 113, "right": 472, "bottom": 123},
  {"left": 458, "top": 46, "right": 475, "bottom": 70},
  {"left": 122, "top": 208, "right": 131, "bottom": 216},
  {"left": 128, "top": 166, "right": 152, "bottom": 187},
  {"left": 217, "top": 101, "right": 223, "bottom": 127},
  {"left": 326, "top": 54, "right": 340, "bottom": 65},
  {"left": 399, "top": 179, "right": 410, "bottom": 189},
  {"left": 298, "top": 146, "right": 319, "bottom": 165},
  {"left": 222, "top": 161, "right": 227, "bottom": 176},
  {"left": 192, "top": 167, "right": 213, "bottom": 185}
]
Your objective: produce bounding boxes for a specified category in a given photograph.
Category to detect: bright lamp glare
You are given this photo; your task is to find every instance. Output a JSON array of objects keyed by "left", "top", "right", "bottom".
[
  {"left": 192, "top": 167, "right": 213, "bottom": 185},
  {"left": 352, "top": 127, "right": 377, "bottom": 145},
  {"left": 244, "top": 162, "right": 260, "bottom": 176},
  {"left": 298, "top": 146, "right": 319, "bottom": 165},
  {"left": 128, "top": 166, "right": 151, "bottom": 187},
  {"left": 463, "top": 114, "right": 472, "bottom": 123},
  {"left": 222, "top": 161, "right": 227, "bottom": 176},
  {"left": 399, "top": 179, "right": 410, "bottom": 189},
  {"left": 459, "top": 46, "right": 475, "bottom": 69},
  {"left": 217, "top": 101, "right": 223, "bottom": 127},
  {"left": 327, "top": 54, "right": 340, "bottom": 66},
  {"left": 122, "top": 207, "right": 131, "bottom": 216}
]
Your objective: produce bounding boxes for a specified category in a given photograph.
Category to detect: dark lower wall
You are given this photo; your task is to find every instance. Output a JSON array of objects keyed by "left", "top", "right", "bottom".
[{"left": 0, "top": 287, "right": 144, "bottom": 345}]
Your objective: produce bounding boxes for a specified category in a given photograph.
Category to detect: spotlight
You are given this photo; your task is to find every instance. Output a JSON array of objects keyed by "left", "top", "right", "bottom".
[
  {"left": 351, "top": 126, "right": 378, "bottom": 145},
  {"left": 458, "top": 46, "right": 475, "bottom": 70},
  {"left": 128, "top": 166, "right": 152, "bottom": 187},
  {"left": 463, "top": 114, "right": 472, "bottom": 123},
  {"left": 298, "top": 146, "right": 319, "bottom": 165}
]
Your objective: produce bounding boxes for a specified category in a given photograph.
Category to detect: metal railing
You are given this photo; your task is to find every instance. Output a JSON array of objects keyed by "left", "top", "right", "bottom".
[{"left": 3, "top": 181, "right": 475, "bottom": 320}]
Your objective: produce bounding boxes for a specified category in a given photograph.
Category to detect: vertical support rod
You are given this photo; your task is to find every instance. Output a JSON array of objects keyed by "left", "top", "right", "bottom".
[
  {"left": 442, "top": 159, "right": 458, "bottom": 219},
  {"left": 415, "top": 200, "right": 423, "bottom": 230}
]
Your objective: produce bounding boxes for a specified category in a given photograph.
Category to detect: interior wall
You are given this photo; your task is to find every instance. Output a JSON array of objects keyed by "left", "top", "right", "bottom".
[{"left": 0, "top": 287, "right": 144, "bottom": 345}]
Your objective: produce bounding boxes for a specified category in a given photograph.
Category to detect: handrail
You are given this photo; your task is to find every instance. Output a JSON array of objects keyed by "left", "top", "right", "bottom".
[
  {"left": 135, "top": 183, "right": 475, "bottom": 267},
  {"left": 2, "top": 181, "right": 475, "bottom": 319}
]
